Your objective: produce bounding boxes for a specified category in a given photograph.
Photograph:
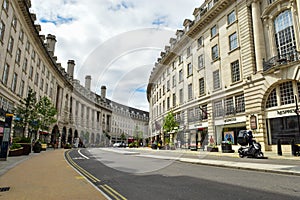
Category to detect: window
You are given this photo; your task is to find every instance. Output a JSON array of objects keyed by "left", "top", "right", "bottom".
[
  {"left": 179, "top": 89, "right": 183, "bottom": 104},
  {"left": 213, "top": 70, "right": 220, "bottom": 89},
  {"left": 25, "top": 41, "right": 30, "bottom": 52},
  {"left": 187, "top": 46, "right": 191, "bottom": 57},
  {"left": 19, "top": 29, "right": 24, "bottom": 42},
  {"left": 231, "top": 60, "right": 240, "bottom": 82},
  {"left": 235, "top": 94, "right": 245, "bottom": 113},
  {"left": 23, "top": 58, "right": 28, "bottom": 72},
  {"left": 2, "top": 63, "right": 9, "bottom": 85},
  {"left": 29, "top": 66, "right": 33, "bottom": 79},
  {"left": 167, "top": 80, "right": 170, "bottom": 91},
  {"left": 228, "top": 10, "right": 236, "bottom": 25},
  {"left": 225, "top": 97, "right": 235, "bottom": 115},
  {"left": 229, "top": 32, "right": 238, "bottom": 51},
  {"left": 12, "top": 15, "right": 17, "bottom": 29},
  {"left": 179, "top": 69, "right": 183, "bottom": 82},
  {"left": 45, "top": 83, "right": 49, "bottom": 95},
  {"left": 212, "top": 44, "right": 219, "bottom": 60},
  {"left": 197, "top": 36, "right": 203, "bottom": 48},
  {"left": 34, "top": 73, "right": 39, "bottom": 86},
  {"left": 2, "top": 0, "right": 9, "bottom": 12},
  {"left": 187, "top": 63, "right": 193, "bottom": 76},
  {"left": 266, "top": 88, "right": 278, "bottom": 108},
  {"left": 214, "top": 100, "right": 223, "bottom": 117},
  {"left": 172, "top": 75, "right": 176, "bottom": 88},
  {"left": 279, "top": 81, "right": 294, "bottom": 105},
  {"left": 11, "top": 73, "right": 17, "bottom": 93},
  {"left": 15, "top": 48, "right": 21, "bottom": 64},
  {"left": 199, "top": 78, "right": 205, "bottom": 95},
  {"left": 274, "top": 10, "right": 296, "bottom": 58},
  {"left": 19, "top": 80, "right": 25, "bottom": 97},
  {"left": 7, "top": 36, "right": 14, "bottom": 53},
  {"left": 172, "top": 61, "right": 176, "bottom": 70},
  {"left": 178, "top": 55, "right": 183, "bottom": 63},
  {"left": 198, "top": 55, "right": 204, "bottom": 69},
  {"left": 167, "top": 97, "right": 170, "bottom": 110},
  {"left": 172, "top": 93, "right": 176, "bottom": 107},
  {"left": 0, "top": 21, "right": 5, "bottom": 42},
  {"left": 31, "top": 50, "right": 36, "bottom": 61},
  {"left": 211, "top": 25, "right": 217, "bottom": 37},
  {"left": 40, "top": 79, "right": 44, "bottom": 91},
  {"left": 188, "top": 84, "right": 193, "bottom": 100}
]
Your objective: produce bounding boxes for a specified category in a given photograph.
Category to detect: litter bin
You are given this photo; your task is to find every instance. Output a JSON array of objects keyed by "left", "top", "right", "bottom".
[{"left": 221, "top": 141, "right": 234, "bottom": 153}]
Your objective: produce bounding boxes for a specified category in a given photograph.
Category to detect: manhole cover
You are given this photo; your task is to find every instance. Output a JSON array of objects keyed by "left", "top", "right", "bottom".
[{"left": 0, "top": 187, "right": 10, "bottom": 192}]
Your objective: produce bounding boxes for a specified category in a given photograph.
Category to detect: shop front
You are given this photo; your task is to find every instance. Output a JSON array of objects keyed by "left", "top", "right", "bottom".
[
  {"left": 266, "top": 108, "right": 300, "bottom": 145},
  {"left": 188, "top": 122, "right": 208, "bottom": 150},
  {"left": 214, "top": 116, "right": 247, "bottom": 145}
]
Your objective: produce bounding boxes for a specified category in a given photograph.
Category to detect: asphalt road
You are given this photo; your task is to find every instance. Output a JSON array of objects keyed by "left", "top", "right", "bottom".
[{"left": 66, "top": 148, "right": 300, "bottom": 200}]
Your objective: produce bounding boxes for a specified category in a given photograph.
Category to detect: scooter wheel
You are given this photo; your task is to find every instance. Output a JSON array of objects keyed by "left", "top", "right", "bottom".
[
  {"left": 255, "top": 152, "right": 264, "bottom": 158},
  {"left": 239, "top": 154, "right": 244, "bottom": 158}
]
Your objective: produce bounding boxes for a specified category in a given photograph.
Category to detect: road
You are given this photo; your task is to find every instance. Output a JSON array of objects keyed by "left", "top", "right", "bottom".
[{"left": 66, "top": 148, "right": 300, "bottom": 200}]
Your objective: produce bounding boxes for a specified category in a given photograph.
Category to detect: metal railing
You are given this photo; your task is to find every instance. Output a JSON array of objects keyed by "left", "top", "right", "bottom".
[{"left": 263, "top": 51, "right": 300, "bottom": 72}]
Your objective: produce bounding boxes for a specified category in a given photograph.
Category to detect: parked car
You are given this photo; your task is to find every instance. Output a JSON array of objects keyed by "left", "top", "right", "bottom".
[{"left": 113, "top": 142, "right": 126, "bottom": 148}]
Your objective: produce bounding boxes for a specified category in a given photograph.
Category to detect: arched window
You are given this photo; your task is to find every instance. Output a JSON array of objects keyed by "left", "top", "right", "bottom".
[{"left": 274, "top": 10, "right": 296, "bottom": 58}]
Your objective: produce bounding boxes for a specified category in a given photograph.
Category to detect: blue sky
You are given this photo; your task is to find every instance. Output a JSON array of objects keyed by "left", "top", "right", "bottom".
[{"left": 31, "top": 0, "right": 203, "bottom": 111}]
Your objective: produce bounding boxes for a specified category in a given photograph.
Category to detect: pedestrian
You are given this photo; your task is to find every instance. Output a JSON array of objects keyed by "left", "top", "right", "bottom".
[{"left": 53, "top": 139, "right": 56, "bottom": 150}]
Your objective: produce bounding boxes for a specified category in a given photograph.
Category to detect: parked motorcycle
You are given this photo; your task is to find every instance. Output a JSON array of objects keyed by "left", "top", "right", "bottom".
[{"left": 237, "top": 130, "right": 264, "bottom": 158}]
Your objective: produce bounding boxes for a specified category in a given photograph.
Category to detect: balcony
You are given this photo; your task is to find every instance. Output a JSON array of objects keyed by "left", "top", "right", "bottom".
[{"left": 263, "top": 51, "right": 300, "bottom": 72}]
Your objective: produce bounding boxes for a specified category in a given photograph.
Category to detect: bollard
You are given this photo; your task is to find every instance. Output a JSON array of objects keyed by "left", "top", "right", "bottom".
[
  {"left": 277, "top": 139, "right": 282, "bottom": 156},
  {"left": 291, "top": 139, "right": 296, "bottom": 156}
]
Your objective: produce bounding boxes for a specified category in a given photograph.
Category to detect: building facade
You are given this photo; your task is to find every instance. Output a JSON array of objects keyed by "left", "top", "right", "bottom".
[
  {"left": 147, "top": 0, "right": 300, "bottom": 152},
  {"left": 0, "top": 0, "right": 148, "bottom": 148}
]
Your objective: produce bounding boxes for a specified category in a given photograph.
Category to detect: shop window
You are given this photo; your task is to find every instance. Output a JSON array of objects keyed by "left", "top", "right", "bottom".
[
  {"left": 266, "top": 88, "right": 278, "bottom": 108},
  {"left": 279, "top": 81, "right": 294, "bottom": 105}
]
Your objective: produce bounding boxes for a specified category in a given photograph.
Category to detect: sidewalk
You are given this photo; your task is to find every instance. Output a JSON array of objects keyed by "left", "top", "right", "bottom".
[{"left": 0, "top": 149, "right": 107, "bottom": 200}]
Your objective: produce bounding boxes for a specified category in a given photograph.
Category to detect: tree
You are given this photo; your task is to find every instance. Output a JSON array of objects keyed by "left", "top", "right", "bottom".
[
  {"left": 14, "top": 89, "right": 37, "bottom": 138},
  {"left": 163, "top": 111, "right": 178, "bottom": 133},
  {"left": 163, "top": 111, "right": 179, "bottom": 145},
  {"left": 14, "top": 90, "right": 57, "bottom": 139},
  {"left": 35, "top": 96, "right": 57, "bottom": 134}
]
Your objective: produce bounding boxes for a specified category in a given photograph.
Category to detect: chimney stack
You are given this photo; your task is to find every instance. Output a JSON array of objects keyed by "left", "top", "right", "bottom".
[
  {"left": 85, "top": 75, "right": 91, "bottom": 91},
  {"left": 46, "top": 34, "right": 56, "bottom": 56},
  {"left": 101, "top": 86, "right": 106, "bottom": 99},
  {"left": 67, "top": 60, "right": 75, "bottom": 79}
]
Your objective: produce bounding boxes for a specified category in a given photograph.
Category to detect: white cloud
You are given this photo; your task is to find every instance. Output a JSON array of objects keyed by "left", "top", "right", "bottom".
[{"left": 31, "top": 0, "right": 204, "bottom": 111}]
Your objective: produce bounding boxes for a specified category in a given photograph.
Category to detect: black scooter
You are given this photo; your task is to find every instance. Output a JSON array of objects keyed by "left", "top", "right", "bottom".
[{"left": 238, "top": 140, "right": 264, "bottom": 158}]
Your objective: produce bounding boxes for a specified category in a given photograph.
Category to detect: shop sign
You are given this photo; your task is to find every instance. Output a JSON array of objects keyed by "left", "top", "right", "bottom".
[
  {"left": 250, "top": 115, "right": 257, "bottom": 130},
  {"left": 224, "top": 118, "right": 237, "bottom": 123},
  {"left": 277, "top": 109, "right": 295, "bottom": 115}
]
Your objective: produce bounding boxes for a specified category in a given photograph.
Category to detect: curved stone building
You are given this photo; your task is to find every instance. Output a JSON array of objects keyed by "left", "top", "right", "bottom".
[
  {"left": 0, "top": 0, "right": 148, "bottom": 148},
  {"left": 147, "top": 0, "right": 300, "bottom": 153}
]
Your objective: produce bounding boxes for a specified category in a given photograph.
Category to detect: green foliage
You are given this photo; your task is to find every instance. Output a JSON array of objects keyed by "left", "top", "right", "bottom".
[
  {"left": 163, "top": 111, "right": 178, "bottom": 133},
  {"left": 14, "top": 89, "right": 37, "bottom": 137},
  {"left": 35, "top": 96, "right": 57, "bottom": 131},
  {"left": 10, "top": 143, "right": 22, "bottom": 150},
  {"left": 13, "top": 136, "right": 31, "bottom": 143},
  {"left": 14, "top": 90, "right": 57, "bottom": 138}
]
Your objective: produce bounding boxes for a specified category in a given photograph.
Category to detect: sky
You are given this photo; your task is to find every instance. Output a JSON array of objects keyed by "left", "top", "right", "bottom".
[{"left": 31, "top": 0, "right": 204, "bottom": 111}]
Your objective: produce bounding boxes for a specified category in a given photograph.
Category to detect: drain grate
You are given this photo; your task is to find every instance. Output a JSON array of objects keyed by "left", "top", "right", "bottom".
[{"left": 0, "top": 187, "right": 10, "bottom": 192}]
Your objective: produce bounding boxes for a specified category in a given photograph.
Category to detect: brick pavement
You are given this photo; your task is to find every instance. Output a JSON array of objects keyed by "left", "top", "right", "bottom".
[{"left": 0, "top": 149, "right": 107, "bottom": 200}]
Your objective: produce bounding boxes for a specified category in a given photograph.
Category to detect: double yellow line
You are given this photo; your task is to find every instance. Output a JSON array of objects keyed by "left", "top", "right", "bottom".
[
  {"left": 65, "top": 150, "right": 127, "bottom": 200},
  {"left": 99, "top": 184, "right": 127, "bottom": 200},
  {"left": 65, "top": 150, "right": 100, "bottom": 183}
]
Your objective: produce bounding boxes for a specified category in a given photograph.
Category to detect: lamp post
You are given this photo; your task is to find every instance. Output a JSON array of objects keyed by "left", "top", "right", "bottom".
[{"left": 294, "top": 95, "right": 300, "bottom": 142}]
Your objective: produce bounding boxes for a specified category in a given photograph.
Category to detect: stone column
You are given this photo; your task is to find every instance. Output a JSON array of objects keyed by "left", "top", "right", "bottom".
[
  {"left": 292, "top": 1, "right": 300, "bottom": 51},
  {"left": 251, "top": 0, "right": 266, "bottom": 72},
  {"left": 266, "top": 17, "right": 277, "bottom": 58}
]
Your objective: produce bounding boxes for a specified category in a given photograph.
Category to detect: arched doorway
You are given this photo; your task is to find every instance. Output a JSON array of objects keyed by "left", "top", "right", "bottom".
[
  {"left": 68, "top": 128, "right": 73, "bottom": 144},
  {"left": 61, "top": 127, "right": 67, "bottom": 147},
  {"left": 51, "top": 125, "right": 59, "bottom": 144}
]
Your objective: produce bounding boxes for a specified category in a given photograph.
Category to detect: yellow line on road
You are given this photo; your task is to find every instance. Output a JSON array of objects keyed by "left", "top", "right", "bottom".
[
  {"left": 100, "top": 184, "right": 127, "bottom": 200},
  {"left": 66, "top": 151, "right": 100, "bottom": 183}
]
